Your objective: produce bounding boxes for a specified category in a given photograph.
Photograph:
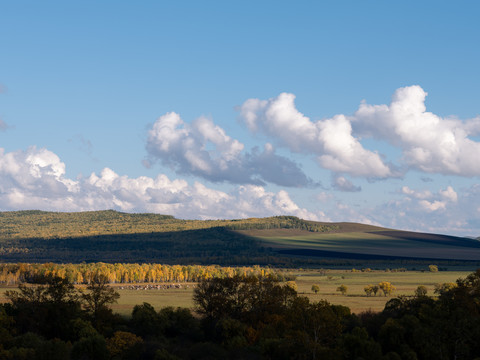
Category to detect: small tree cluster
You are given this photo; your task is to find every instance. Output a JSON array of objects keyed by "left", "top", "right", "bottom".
[
  {"left": 364, "top": 282, "right": 395, "bottom": 297},
  {"left": 434, "top": 282, "right": 457, "bottom": 295},
  {"left": 364, "top": 284, "right": 379, "bottom": 297},
  {"left": 378, "top": 281, "right": 396, "bottom": 296},
  {"left": 414, "top": 285, "right": 428, "bottom": 297},
  {"left": 337, "top": 284, "right": 348, "bottom": 296}
]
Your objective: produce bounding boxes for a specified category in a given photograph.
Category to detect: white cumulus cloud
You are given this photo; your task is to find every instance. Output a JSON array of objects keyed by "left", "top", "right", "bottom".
[
  {"left": 366, "top": 183, "right": 480, "bottom": 236},
  {"left": 400, "top": 185, "right": 457, "bottom": 213},
  {"left": 0, "top": 147, "right": 318, "bottom": 220},
  {"left": 145, "top": 112, "right": 315, "bottom": 187},
  {"left": 239, "top": 92, "right": 393, "bottom": 178},
  {"left": 239, "top": 86, "right": 480, "bottom": 179},
  {"left": 354, "top": 85, "right": 480, "bottom": 176}
]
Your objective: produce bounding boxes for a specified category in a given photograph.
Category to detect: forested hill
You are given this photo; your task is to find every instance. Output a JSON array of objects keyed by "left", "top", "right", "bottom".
[
  {"left": 0, "top": 210, "right": 334, "bottom": 240},
  {"left": 0, "top": 210, "right": 337, "bottom": 265},
  {"left": 0, "top": 210, "right": 478, "bottom": 265}
]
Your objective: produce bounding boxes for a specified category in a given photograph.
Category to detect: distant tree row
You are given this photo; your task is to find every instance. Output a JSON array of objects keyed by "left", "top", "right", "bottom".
[
  {"left": 225, "top": 215, "right": 336, "bottom": 232},
  {"left": 0, "top": 262, "right": 285, "bottom": 285}
]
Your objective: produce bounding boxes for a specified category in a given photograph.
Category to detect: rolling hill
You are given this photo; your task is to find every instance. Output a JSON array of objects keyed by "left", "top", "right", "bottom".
[{"left": 0, "top": 210, "right": 479, "bottom": 265}]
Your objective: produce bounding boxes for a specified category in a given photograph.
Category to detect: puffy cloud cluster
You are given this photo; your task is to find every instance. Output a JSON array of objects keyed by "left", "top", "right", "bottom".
[
  {"left": 239, "top": 93, "right": 393, "bottom": 178},
  {"left": 365, "top": 184, "right": 480, "bottom": 236},
  {"left": 0, "top": 147, "right": 79, "bottom": 210},
  {"left": 401, "top": 185, "right": 458, "bottom": 212},
  {"left": 239, "top": 86, "right": 480, "bottom": 178},
  {"left": 353, "top": 86, "right": 480, "bottom": 176},
  {"left": 145, "top": 112, "right": 314, "bottom": 187},
  {"left": 0, "top": 146, "right": 318, "bottom": 220},
  {"left": 318, "top": 184, "right": 480, "bottom": 236}
]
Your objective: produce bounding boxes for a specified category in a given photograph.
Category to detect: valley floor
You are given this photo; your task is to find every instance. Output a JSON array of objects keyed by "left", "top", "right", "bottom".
[{"left": 1, "top": 269, "right": 469, "bottom": 315}]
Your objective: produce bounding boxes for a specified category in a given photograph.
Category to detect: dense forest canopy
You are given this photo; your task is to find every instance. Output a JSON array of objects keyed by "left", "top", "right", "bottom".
[
  {"left": 1, "top": 270, "right": 480, "bottom": 359},
  {"left": 0, "top": 210, "right": 334, "bottom": 240},
  {"left": 0, "top": 211, "right": 346, "bottom": 266}
]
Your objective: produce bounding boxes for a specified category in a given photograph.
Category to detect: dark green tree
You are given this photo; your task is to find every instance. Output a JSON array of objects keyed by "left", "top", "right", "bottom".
[
  {"left": 80, "top": 274, "right": 120, "bottom": 330},
  {"left": 5, "top": 275, "right": 82, "bottom": 339},
  {"left": 130, "top": 303, "right": 162, "bottom": 338},
  {"left": 414, "top": 285, "right": 428, "bottom": 297}
]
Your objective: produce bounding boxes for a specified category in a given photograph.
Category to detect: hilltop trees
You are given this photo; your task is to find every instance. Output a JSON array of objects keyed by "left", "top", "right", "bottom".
[{"left": 0, "top": 211, "right": 335, "bottom": 241}]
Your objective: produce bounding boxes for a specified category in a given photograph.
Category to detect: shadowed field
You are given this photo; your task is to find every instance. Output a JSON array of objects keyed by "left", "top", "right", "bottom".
[{"left": 238, "top": 223, "right": 480, "bottom": 261}]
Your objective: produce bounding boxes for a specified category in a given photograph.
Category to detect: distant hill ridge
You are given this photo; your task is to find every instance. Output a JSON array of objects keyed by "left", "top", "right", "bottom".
[
  {"left": 0, "top": 210, "right": 336, "bottom": 240},
  {"left": 0, "top": 210, "right": 479, "bottom": 265}
]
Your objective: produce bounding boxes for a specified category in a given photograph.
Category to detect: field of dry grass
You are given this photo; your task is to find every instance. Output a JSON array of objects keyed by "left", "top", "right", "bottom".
[
  {"left": 293, "top": 269, "right": 470, "bottom": 313},
  {"left": 0, "top": 269, "right": 472, "bottom": 316}
]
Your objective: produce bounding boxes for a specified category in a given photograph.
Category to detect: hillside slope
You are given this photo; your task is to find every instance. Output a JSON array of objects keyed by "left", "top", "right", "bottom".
[
  {"left": 240, "top": 223, "right": 480, "bottom": 261},
  {"left": 0, "top": 210, "right": 479, "bottom": 264}
]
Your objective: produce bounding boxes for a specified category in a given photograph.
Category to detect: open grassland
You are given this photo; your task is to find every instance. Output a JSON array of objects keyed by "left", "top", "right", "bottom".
[
  {"left": 241, "top": 227, "right": 480, "bottom": 261},
  {"left": 111, "top": 286, "right": 195, "bottom": 316},
  {"left": 293, "top": 269, "right": 470, "bottom": 313},
  {"left": 0, "top": 270, "right": 471, "bottom": 315}
]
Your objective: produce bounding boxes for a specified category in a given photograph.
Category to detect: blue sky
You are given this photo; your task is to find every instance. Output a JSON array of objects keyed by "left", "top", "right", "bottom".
[{"left": 1, "top": 1, "right": 480, "bottom": 236}]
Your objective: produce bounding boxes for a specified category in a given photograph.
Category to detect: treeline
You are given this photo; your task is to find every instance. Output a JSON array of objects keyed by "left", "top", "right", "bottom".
[
  {"left": 1, "top": 270, "right": 480, "bottom": 359},
  {"left": 0, "top": 262, "right": 287, "bottom": 285},
  {"left": 225, "top": 215, "right": 336, "bottom": 232},
  {"left": 0, "top": 210, "right": 336, "bottom": 241}
]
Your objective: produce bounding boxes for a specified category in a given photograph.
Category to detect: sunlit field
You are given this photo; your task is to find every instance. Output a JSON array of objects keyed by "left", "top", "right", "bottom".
[
  {"left": 1, "top": 269, "right": 471, "bottom": 316},
  {"left": 293, "top": 269, "right": 470, "bottom": 313}
]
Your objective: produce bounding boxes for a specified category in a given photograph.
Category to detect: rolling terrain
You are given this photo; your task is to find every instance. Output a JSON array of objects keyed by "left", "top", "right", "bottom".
[
  {"left": 239, "top": 223, "right": 480, "bottom": 261},
  {"left": 0, "top": 210, "right": 479, "bottom": 266}
]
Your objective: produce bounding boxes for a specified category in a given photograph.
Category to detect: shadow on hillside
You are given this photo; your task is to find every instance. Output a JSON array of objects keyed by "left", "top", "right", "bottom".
[
  {"left": 0, "top": 227, "right": 273, "bottom": 264},
  {"left": 371, "top": 231, "right": 480, "bottom": 248}
]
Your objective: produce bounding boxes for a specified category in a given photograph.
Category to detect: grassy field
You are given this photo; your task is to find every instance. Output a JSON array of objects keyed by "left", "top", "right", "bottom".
[
  {"left": 0, "top": 270, "right": 472, "bottom": 315},
  {"left": 293, "top": 269, "right": 470, "bottom": 313},
  {"left": 238, "top": 227, "right": 480, "bottom": 261}
]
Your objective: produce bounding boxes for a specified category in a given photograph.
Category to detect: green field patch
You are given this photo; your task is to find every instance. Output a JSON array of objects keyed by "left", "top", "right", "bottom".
[{"left": 252, "top": 231, "right": 480, "bottom": 260}]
